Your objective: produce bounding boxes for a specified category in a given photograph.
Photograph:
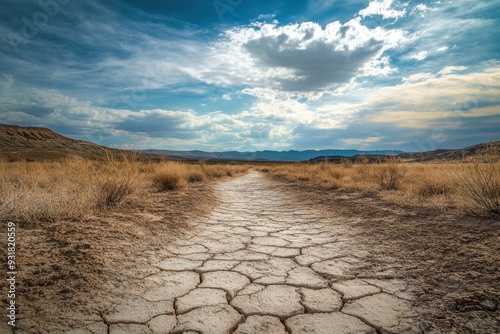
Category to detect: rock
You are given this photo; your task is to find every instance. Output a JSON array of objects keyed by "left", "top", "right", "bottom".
[
  {"left": 173, "top": 304, "right": 243, "bottom": 334},
  {"left": 231, "top": 285, "right": 304, "bottom": 320},
  {"left": 285, "top": 313, "right": 376, "bottom": 334},
  {"left": 234, "top": 315, "right": 287, "bottom": 334}
]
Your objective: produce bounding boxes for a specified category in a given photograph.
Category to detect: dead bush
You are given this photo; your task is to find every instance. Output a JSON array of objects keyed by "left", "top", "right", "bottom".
[
  {"left": 460, "top": 143, "right": 500, "bottom": 215},
  {"left": 186, "top": 169, "right": 207, "bottom": 183},
  {"left": 152, "top": 164, "right": 187, "bottom": 191},
  {"left": 97, "top": 178, "right": 135, "bottom": 209},
  {"left": 379, "top": 159, "right": 406, "bottom": 190}
]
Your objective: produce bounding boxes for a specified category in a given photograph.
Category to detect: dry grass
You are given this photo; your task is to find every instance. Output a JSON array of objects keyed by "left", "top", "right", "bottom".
[
  {"left": 261, "top": 154, "right": 500, "bottom": 215},
  {"left": 0, "top": 156, "right": 249, "bottom": 224},
  {"left": 459, "top": 143, "right": 500, "bottom": 215},
  {"left": 0, "top": 155, "right": 143, "bottom": 223}
]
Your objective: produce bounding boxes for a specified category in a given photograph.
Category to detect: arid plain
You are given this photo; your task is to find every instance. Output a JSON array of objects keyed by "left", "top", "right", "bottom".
[{"left": 1, "top": 125, "right": 499, "bottom": 333}]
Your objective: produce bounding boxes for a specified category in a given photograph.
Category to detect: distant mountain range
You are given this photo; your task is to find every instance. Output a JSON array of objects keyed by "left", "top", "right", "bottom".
[
  {"left": 1, "top": 124, "right": 497, "bottom": 163},
  {"left": 141, "top": 149, "right": 404, "bottom": 162}
]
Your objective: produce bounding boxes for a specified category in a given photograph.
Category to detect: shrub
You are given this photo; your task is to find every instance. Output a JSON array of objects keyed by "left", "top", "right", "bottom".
[
  {"left": 97, "top": 178, "right": 135, "bottom": 209},
  {"left": 415, "top": 179, "right": 452, "bottom": 197},
  {"left": 0, "top": 155, "right": 140, "bottom": 223},
  {"left": 186, "top": 169, "right": 206, "bottom": 183},
  {"left": 378, "top": 156, "right": 406, "bottom": 190},
  {"left": 152, "top": 164, "right": 187, "bottom": 191},
  {"left": 460, "top": 143, "right": 500, "bottom": 215}
]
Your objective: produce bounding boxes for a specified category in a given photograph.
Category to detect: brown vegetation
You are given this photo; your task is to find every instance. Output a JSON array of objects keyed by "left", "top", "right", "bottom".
[
  {"left": 0, "top": 156, "right": 248, "bottom": 224},
  {"left": 261, "top": 148, "right": 500, "bottom": 216}
]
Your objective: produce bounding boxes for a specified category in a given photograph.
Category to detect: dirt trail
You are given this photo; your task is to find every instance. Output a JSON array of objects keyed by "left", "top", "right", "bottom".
[{"left": 17, "top": 171, "right": 420, "bottom": 333}]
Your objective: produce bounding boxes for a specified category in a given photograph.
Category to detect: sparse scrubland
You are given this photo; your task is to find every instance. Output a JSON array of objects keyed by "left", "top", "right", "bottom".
[
  {"left": 0, "top": 147, "right": 498, "bottom": 333},
  {"left": 0, "top": 154, "right": 248, "bottom": 224},
  {"left": 2, "top": 143, "right": 498, "bottom": 224},
  {"left": 261, "top": 144, "right": 500, "bottom": 216}
]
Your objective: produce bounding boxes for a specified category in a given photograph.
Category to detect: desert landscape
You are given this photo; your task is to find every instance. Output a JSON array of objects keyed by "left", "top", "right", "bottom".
[
  {"left": 0, "top": 124, "right": 499, "bottom": 333},
  {"left": 1, "top": 1, "right": 499, "bottom": 333}
]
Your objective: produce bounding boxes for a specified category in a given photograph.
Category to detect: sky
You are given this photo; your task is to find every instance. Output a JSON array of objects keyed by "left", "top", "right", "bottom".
[{"left": 0, "top": 0, "right": 499, "bottom": 152}]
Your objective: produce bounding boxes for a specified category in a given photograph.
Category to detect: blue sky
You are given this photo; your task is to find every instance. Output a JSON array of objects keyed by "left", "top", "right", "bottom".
[{"left": 0, "top": 0, "right": 499, "bottom": 151}]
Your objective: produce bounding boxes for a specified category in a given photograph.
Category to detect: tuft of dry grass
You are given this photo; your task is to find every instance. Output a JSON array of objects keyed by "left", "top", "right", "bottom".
[{"left": 152, "top": 162, "right": 189, "bottom": 191}]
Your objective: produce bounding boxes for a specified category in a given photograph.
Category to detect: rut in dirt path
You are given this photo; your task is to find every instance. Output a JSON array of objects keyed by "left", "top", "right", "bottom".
[{"left": 103, "top": 171, "right": 418, "bottom": 334}]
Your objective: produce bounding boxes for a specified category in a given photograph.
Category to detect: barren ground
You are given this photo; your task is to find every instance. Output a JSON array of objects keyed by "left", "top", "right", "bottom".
[{"left": 1, "top": 170, "right": 499, "bottom": 333}]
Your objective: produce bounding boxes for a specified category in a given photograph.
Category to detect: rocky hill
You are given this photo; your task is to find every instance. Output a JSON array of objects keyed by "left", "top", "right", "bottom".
[
  {"left": 0, "top": 124, "right": 160, "bottom": 161},
  {"left": 399, "top": 141, "right": 500, "bottom": 162}
]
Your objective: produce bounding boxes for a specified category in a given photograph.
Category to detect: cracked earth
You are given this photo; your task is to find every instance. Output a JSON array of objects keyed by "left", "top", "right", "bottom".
[
  {"left": 28, "top": 171, "right": 420, "bottom": 333},
  {"left": 97, "top": 171, "right": 419, "bottom": 334}
]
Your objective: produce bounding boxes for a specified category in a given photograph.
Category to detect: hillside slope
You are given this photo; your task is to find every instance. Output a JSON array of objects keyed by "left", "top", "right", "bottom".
[
  {"left": 0, "top": 124, "right": 160, "bottom": 161},
  {"left": 399, "top": 141, "right": 500, "bottom": 161}
]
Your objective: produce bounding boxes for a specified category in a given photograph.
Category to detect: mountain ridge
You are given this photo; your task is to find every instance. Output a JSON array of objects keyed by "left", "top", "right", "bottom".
[
  {"left": 142, "top": 148, "right": 404, "bottom": 162},
  {"left": 1, "top": 124, "right": 497, "bottom": 162}
]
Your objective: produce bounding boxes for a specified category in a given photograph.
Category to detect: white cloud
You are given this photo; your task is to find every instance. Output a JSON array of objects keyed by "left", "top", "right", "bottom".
[
  {"left": 402, "top": 72, "right": 435, "bottom": 83},
  {"left": 438, "top": 66, "right": 468, "bottom": 76},
  {"left": 411, "top": 3, "right": 439, "bottom": 17},
  {"left": 222, "top": 94, "right": 232, "bottom": 101},
  {"left": 366, "top": 65, "right": 500, "bottom": 129},
  {"left": 359, "top": 0, "right": 407, "bottom": 20},
  {"left": 257, "top": 14, "right": 276, "bottom": 20},
  {"left": 410, "top": 51, "right": 428, "bottom": 61},
  {"left": 414, "top": 4, "right": 427, "bottom": 11},
  {"left": 187, "top": 20, "right": 408, "bottom": 95},
  {"left": 437, "top": 46, "right": 448, "bottom": 52},
  {"left": 341, "top": 136, "right": 384, "bottom": 145}
]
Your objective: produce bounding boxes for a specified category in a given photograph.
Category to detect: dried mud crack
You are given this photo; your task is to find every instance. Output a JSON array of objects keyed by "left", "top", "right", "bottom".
[{"left": 11, "top": 171, "right": 422, "bottom": 333}]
